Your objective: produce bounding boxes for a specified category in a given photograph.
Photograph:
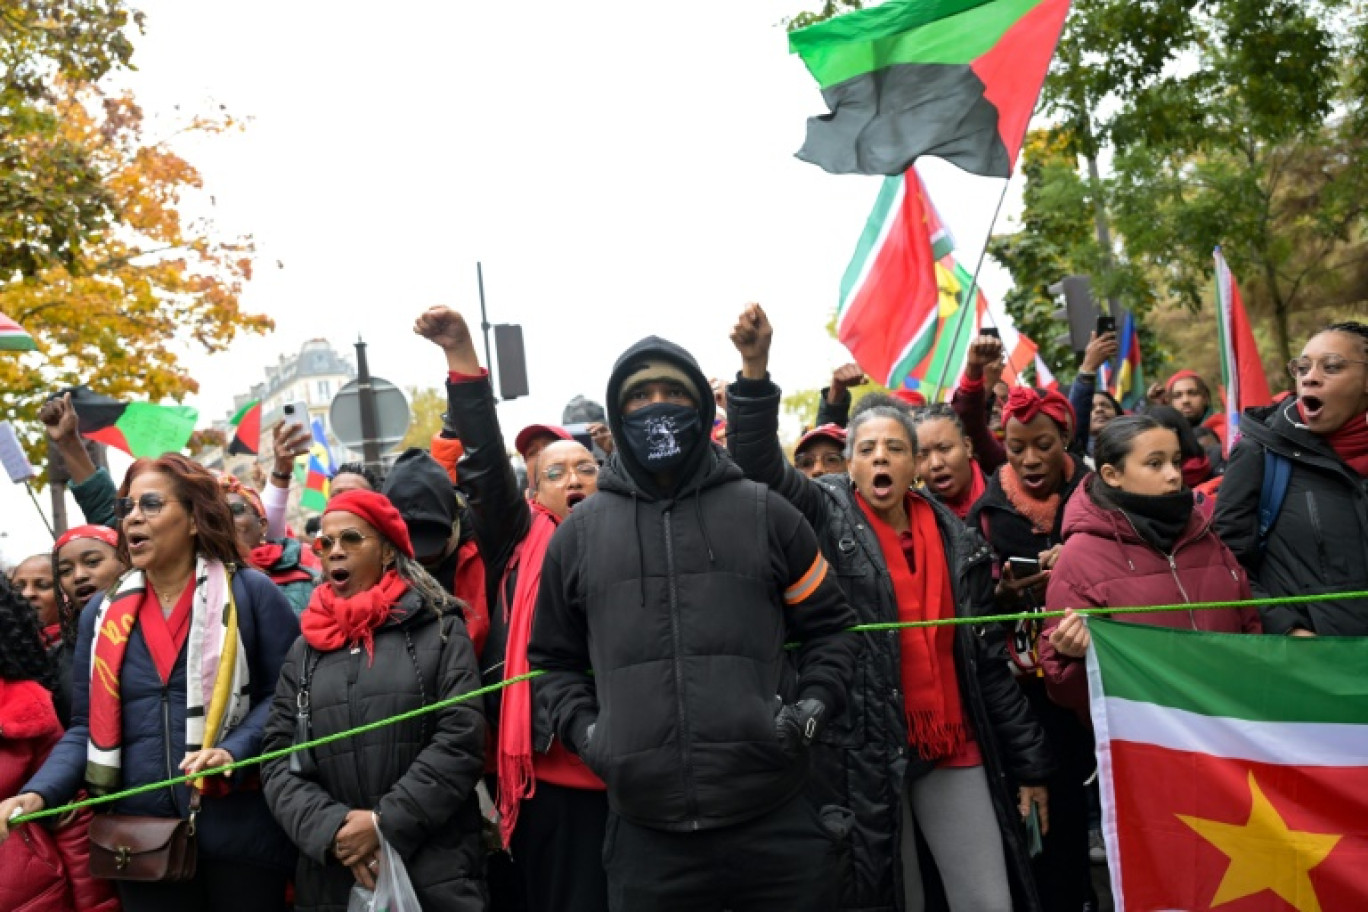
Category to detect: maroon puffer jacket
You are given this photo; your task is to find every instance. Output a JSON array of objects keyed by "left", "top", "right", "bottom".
[
  {"left": 0, "top": 678, "right": 120, "bottom": 912},
  {"left": 1041, "top": 477, "right": 1261, "bottom": 717}
]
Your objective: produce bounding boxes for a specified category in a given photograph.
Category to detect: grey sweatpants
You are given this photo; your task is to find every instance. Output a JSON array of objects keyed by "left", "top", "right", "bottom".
[{"left": 900, "top": 765, "right": 1014, "bottom": 912}]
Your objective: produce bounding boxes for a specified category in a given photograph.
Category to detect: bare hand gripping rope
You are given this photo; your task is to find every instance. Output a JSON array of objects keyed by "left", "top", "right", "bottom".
[{"left": 11, "top": 589, "right": 1366, "bottom": 827}]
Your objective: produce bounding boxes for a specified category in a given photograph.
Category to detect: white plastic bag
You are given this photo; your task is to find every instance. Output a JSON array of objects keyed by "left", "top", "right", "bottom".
[{"left": 345, "top": 816, "right": 420, "bottom": 912}]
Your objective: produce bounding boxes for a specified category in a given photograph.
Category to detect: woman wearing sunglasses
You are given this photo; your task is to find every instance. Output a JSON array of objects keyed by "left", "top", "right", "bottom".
[
  {"left": 1215, "top": 320, "right": 1368, "bottom": 636},
  {"left": 219, "top": 475, "right": 319, "bottom": 617},
  {"left": 0, "top": 454, "right": 301, "bottom": 912},
  {"left": 261, "top": 489, "right": 487, "bottom": 911}
]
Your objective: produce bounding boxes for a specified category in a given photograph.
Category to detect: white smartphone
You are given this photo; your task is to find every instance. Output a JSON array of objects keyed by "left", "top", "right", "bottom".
[{"left": 281, "top": 400, "right": 311, "bottom": 435}]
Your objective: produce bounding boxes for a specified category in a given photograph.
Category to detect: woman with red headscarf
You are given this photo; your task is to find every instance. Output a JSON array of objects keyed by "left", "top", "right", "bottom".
[
  {"left": 219, "top": 476, "right": 318, "bottom": 616},
  {"left": 967, "top": 386, "right": 1097, "bottom": 912},
  {"left": 261, "top": 490, "right": 487, "bottom": 911},
  {"left": 49, "top": 525, "right": 126, "bottom": 727}
]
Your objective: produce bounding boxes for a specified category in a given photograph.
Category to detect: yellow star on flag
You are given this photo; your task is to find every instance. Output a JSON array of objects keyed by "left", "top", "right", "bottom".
[{"left": 1178, "top": 770, "right": 1341, "bottom": 912}]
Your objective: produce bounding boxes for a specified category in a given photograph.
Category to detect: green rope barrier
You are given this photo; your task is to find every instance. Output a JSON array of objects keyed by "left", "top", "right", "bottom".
[{"left": 11, "top": 589, "right": 1367, "bottom": 827}]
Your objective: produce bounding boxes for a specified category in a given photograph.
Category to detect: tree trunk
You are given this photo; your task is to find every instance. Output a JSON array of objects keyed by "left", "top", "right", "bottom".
[{"left": 1263, "top": 259, "right": 1293, "bottom": 367}]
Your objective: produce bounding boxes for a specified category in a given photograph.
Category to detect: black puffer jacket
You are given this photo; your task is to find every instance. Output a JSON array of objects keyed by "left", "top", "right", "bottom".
[
  {"left": 728, "top": 377, "right": 1053, "bottom": 912},
  {"left": 1214, "top": 400, "right": 1368, "bottom": 635},
  {"left": 528, "top": 336, "right": 859, "bottom": 833},
  {"left": 261, "top": 590, "right": 487, "bottom": 912}
]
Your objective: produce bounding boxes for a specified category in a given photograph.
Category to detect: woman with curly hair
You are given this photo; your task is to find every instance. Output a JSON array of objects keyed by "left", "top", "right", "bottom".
[
  {"left": 0, "top": 453, "right": 301, "bottom": 911},
  {"left": 48, "top": 526, "right": 126, "bottom": 727},
  {"left": 0, "top": 574, "right": 118, "bottom": 911}
]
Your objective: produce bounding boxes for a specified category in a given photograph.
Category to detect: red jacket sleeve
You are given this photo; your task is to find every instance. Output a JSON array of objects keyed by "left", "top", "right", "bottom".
[
  {"left": 53, "top": 806, "right": 120, "bottom": 911},
  {"left": 1041, "top": 561, "right": 1099, "bottom": 720}
]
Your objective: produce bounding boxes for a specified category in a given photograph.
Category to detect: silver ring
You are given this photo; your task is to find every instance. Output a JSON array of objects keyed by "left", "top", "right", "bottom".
[{"left": 368, "top": 860, "right": 378, "bottom": 870}]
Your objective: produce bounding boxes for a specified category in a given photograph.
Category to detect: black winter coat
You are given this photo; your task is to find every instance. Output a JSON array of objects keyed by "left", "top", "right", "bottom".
[
  {"left": 1214, "top": 400, "right": 1368, "bottom": 635},
  {"left": 444, "top": 372, "right": 551, "bottom": 745},
  {"left": 728, "top": 377, "right": 1053, "bottom": 912},
  {"left": 528, "top": 335, "right": 859, "bottom": 833},
  {"left": 261, "top": 590, "right": 487, "bottom": 912}
]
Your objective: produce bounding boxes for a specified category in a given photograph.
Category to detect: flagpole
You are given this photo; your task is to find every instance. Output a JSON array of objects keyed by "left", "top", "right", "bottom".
[
  {"left": 929, "top": 177, "right": 1013, "bottom": 399},
  {"left": 25, "top": 481, "right": 56, "bottom": 540}
]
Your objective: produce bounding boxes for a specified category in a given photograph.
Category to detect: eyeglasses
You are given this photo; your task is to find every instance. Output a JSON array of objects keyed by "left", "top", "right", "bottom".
[
  {"left": 312, "top": 529, "right": 375, "bottom": 556},
  {"left": 228, "top": 502, "right": 253, "bottom": 517},
  {"left": 114, "top": 494, "right": 185, "bottom": 520},
  {"left": 542, "top": 462, "right": 599, "bottom": 483},
  {"left": 1287, "top": 355, "right": 1368, "bottom": 380},
  {"left": 795, "top": 451, "right": 846, "bottom": 470}
]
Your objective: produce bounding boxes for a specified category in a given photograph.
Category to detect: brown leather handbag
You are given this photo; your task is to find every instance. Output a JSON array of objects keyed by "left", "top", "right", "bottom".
[{"left": 88, "top": 790, "right": 200, "bottom": 882}]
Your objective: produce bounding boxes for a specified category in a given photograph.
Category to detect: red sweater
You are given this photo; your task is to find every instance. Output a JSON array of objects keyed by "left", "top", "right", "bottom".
[
  {"left": 1041, "top": 479, "right": 1260, "bottom": 718},
  {"left": 0, "top": 679, "right": 120, "bottom": 912}
]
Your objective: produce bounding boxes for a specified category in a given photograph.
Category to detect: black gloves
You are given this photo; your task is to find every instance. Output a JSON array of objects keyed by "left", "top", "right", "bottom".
[{"left": 775, "top": 698, "right": 826, "bottom": 757}]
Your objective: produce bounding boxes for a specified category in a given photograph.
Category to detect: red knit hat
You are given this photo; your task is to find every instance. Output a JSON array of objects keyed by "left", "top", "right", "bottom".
[
  {"left": 1002, "top": 387, "right": 1076, "bottom": 439},
  {"left": 1165, "top": 369, "right": 1208, "bottom": 395},
  {"left": 54, "top": 524, "right": 119, "bottom": 554},
  {"left": 324, "top": 490, "right": 414, "bottom": 559}
]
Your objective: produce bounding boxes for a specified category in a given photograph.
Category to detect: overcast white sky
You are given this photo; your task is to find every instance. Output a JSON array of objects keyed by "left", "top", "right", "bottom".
[{"left": 2, "top": 0, "right": 1030, "bottom": 563}]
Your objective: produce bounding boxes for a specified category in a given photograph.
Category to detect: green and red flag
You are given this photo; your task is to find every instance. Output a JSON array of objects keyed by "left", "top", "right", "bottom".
[
  {"left": 790, "top": 0, "right": 1071, "bottom": 176},
  {"left": 226, "top": 400, "right": 262, "bottom": 456},
  {"left": 0, "top": 310, "right": 37, "bottom": 351},
  {"left": 62, "top": 386, "right": 199, "bottom": 459},
  {"left": 1087, "top": 620, "right": 1368, "bottom": 911},
  {"left": 1214, "top": 247, "right": 1272, "bottom": 454},
  {"left": 837, "top": 166, "right": 951, "bottom": 389}
]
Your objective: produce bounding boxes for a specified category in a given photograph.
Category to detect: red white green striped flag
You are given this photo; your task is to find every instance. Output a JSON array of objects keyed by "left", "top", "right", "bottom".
[
  {"left": 1087, "top": 620, "right": 1368, "bottom": 911},
  {"left": 1214, "top": 247, "right": 1272, "bottom": 453},
  {"left": 0, "top": 310, "right": 36, "bottom": 351},
  {"left": 837, "top": 166, "right": 954, "bottom": 389}
]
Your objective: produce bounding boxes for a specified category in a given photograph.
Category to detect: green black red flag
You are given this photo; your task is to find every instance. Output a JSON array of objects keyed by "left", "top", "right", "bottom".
[
  {"left": 791, "top": 0, "right": 1071, "bottom": 177},
  {"left": 227, "top": 399, "right": 262, "bottom": 456},
  {"left": 59, "top": 386, "right": 198, "bottom": 459}
]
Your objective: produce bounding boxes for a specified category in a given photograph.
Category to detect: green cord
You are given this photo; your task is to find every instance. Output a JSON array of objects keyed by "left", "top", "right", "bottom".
[{"left": 11, "top": 589, "right": 1366, "bottom": 827}]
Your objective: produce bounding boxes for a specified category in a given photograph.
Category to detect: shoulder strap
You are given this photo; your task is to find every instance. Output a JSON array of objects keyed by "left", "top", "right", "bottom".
[{"left": 1257, "top": 448, "right": 1293, "bottom": 554}]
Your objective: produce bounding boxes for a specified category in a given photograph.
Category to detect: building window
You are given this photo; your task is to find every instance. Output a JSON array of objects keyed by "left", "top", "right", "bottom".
[{"left": 316, "top": 380, "right": 332, "bottom": 402}]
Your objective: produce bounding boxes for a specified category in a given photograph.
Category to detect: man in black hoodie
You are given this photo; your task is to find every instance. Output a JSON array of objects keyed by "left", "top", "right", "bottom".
[{"left": 528, "top": 336, "right": 860, "bottom": 912}]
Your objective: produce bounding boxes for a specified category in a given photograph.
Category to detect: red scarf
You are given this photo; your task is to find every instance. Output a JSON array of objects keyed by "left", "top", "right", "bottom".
[
  {"left": 250, "top": 542, "right": 284, "bottom": 571},
  {"left": 1181, "top": 454, "right": 1212, "bottom": 488},
  {"left": 941, "top": 461, "right": 987, "bottom": 519},
  {"left": 301, "top": 570, "right": 409, "bottom": 660},
  {"left": 497, "top": 504, "right": 570, "bottom": 846},
  {"left": 1301, "top": 405, "right": 1368, "bottom": 476},
  {"left": 856, "top": 492, "right": 968, "bottom": 761},
  {"left": 139, "top": 583, "right": 195, "bottom": 684},
  {"left": 41, "top": 623, "right": 62, "bottom": 649},
  {"left": 998, "top": 459, "right": 1076, "bottom": 534}
]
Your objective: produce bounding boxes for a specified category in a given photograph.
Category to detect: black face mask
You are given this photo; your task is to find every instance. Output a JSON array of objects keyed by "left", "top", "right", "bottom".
[{"left": 619, "top": 403, "right": 701, "bottom": 473}]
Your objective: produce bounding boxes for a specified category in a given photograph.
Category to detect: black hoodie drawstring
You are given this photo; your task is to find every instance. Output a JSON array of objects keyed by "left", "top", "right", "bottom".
[{"left": 694, "top": 493, "right": 716, "bottom": 564}]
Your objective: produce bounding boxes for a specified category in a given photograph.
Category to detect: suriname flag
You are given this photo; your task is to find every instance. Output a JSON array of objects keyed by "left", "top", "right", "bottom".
[{"left": 1086, "top": 620, "right": 1368, "bottom": 911}]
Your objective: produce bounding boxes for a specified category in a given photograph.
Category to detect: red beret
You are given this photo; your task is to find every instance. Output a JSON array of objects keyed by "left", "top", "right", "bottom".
[
  {"left": 54, "top": 524, "right": 120, "bottom": 554},
  {"left": 1002, "top": 387, "right": 1076, "bottom": 439},
  {"left": 325, "top": 490, "right": 414, "bottom": 559}
]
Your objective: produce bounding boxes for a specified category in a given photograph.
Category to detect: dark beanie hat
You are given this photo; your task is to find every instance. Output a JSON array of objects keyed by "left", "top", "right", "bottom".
[{"left": 381, "top": 448, "right": 458, "bottom": 559}]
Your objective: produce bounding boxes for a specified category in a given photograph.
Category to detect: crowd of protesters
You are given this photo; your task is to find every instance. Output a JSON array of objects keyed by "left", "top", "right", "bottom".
[{"left": 0, "top": 304, "right": 1364, "bottom": 911}]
